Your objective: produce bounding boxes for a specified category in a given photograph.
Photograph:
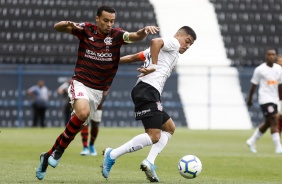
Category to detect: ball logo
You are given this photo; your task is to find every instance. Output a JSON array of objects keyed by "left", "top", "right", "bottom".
[{"left": 104, "top": 37, "right": 113, "bottom": 45}]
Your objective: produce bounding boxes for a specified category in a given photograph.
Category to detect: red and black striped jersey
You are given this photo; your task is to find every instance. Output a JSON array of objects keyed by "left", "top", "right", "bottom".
[{"left": 71, "top": 22, "right": 127, "bottom": 90}]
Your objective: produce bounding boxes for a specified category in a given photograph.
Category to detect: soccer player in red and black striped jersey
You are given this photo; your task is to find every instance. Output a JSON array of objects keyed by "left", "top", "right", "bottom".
[{"left": 35, "top": 5, "right": 159, "bottom": 180}]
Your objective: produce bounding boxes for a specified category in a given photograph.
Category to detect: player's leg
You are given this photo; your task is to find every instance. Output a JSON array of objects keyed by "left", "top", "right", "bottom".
[
  {"left": 246, "top": 104, "right": 270, "bottom": 153},
  {"left": 141, "top": 112, "right": 174, "bottom": 183},
  {"left": 89, "top": 119, "right": 99, "bottom": 156},
  {"left": 36, "top": 80, "right": 100, "bottom": 180},
  {"left": 36, "top": 100, "right": 88, "bottom": 180},
  {"left": 32, "top": 104, "right": 38, "bottom": 127},
  {"left": 101, "top": 115, "right": 161, "bottom": 179},
  {"left": 40, "top": 107, "right": 46, "bottom": 128},
  {"left": 80, "top": 124, "right": 89, "bottom": 155},
  {"left": 278, "top": 101, "right": 282, "bottom": 135},
  {"left": 47, "top": 98, "right": 90, "bottom": 167},
  {"left": 268, "top": 111, "right": 282, "bottom": 153},
  {"left": 246, "top": 121, "right": 268, "bottom": 153},
  {"left": 89, "top": 90, "right": 107, "bottom": 156},
  {"left": 145, "top": 111, "right": 175, "bottom": 165},
  {"left": 279, "top": 115, "right": 282, "bottom": 135}
]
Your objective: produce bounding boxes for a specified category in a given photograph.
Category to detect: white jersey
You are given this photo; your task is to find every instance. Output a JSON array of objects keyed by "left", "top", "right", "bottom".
[
  {"left": 137, "top": 37, "right": 180, "bottom": 95},
  {"left": 251, "top": 63, "right": 282, "bottom": 105}
]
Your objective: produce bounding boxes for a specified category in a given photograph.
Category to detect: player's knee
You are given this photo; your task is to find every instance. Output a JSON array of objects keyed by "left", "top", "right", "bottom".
[
  {"left": 149, "top": 132, "right": 161, "bottom": 144},
  {"left": 169, "top": 126, "right": 175, "bottom": 135},
  {"left": 75, "top": 110, "right": 90, "bottom": 121}
]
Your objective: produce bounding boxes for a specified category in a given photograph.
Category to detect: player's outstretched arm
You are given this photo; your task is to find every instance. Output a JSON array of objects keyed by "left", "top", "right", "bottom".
[
  {"left": 127, "top": 26, "right": 160, "bottom": 42},
  {"left": 54, "top": 21, "right": 83, "bottom": 33},
  {"left": 137, "top": 38, "right": 163, "bottom": 77},
  {"left": 119, "top": 52, "right": 146, "bottom": 64}
]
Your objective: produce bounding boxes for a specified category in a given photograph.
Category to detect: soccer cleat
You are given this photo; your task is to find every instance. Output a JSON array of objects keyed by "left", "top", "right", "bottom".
[
  {"left": 140, "top": 159, "right": 159, "bottom": 182},
  {"left": 246, "top": 139, "right": 257, "bottom": 153},
  {"left": 89, "top": 145, "right": 97, "bottom": 156},
  {"left": 275, "top": 147, "right": 282, "bottom": 154},
  {"left": 36, "top": 152, "right": 49, "bottom": 180},
  {"left": 101, "top": 148, "right": 115, "bottom": 178},
  {"left": 80, "top": 147, "right": 89, "bottom": 156},
  {"left": 48, "top": 146, "right": 64, "bottom": 168}
]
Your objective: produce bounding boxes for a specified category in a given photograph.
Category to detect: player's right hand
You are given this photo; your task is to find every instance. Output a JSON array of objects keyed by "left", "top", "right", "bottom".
[{"left": 137, "top": 65, "right": 156, "bottom": 77}]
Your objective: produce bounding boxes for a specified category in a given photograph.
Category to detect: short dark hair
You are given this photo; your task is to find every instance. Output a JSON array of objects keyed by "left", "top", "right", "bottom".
[
  {"left": 96, "top": 5, "right": 116, "bottom": 16},
  {"left": 265, "top": 47, "right": 277, "bottom": 54},
  {"left": 179, "top": 26, "right": 197, "bottom": 41}
]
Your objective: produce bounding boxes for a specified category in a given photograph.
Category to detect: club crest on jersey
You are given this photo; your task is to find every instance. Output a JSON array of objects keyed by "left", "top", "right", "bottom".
[{"left": 104, "top": 37, "right": 113, "bottom": 45}]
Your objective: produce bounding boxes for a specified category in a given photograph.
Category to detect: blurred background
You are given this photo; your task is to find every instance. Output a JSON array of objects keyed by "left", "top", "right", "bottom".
[{"left": 1, "top": 0, "right": 281, "bottom": 129}]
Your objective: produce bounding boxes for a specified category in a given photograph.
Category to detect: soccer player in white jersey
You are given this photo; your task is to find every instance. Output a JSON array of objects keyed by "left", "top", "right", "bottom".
[
  {"left": 101, "top": 26, "right": 197, "bottom": 182},
  {"left": 276, "top": 55, "right": 282, "bottom": 135},
  {"left": 246, "top": 48, "right": 282, "bottom": 154}
]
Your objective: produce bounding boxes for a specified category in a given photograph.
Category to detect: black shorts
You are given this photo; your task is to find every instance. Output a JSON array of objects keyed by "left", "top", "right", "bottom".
[
  {"left": 142, "top": 111, "right": 170, "bottom": 129},
  {"left": 260, "top": 103, "right": 278, "bottom": 117},
  {"left": 131, "top": 81, "right": 170, "bottom": 129}
]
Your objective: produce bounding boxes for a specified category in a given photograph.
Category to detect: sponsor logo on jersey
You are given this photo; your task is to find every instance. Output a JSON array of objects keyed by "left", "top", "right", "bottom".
[
  {"left": 267, "top": 80, "right": 278, "bottom": 85},
  {"left": 85, "top": 49, "right": 113, "bottom": 61}
]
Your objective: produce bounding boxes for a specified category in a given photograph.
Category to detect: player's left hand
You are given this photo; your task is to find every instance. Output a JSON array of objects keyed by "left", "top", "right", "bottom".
[
  {"left": 137, "top": 65, "right": 156, "bottom": 77},
  {"left": 144, "top": 26, "right": 160, "bottom": 34}
]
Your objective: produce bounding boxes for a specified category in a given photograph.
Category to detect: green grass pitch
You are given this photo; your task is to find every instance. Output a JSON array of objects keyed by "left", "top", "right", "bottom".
[{"left": 0, "top": 127, "right": 281, "bottom": 184}]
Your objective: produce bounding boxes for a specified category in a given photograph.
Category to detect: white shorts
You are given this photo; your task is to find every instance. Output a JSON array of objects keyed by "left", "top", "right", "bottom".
[{"left": 68, "top": 80, "right": 103, "bottom": 125}]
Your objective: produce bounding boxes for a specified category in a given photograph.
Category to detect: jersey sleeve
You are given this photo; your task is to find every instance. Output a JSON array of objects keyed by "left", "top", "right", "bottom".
[
  {"left": 71, "top": 22, "right": 88, "bottom": 40},
  {"left": 161, "top": 37, "right": 180, "bottom": 52},
  {"left": 138, "top": 48, "right": 150, "bottom": 61},
  {"left": 113, "top": 28, "right": 129, "bottom": 45},
  {"left": 250, "top": 67, "right": 260, "bottom": 85}
]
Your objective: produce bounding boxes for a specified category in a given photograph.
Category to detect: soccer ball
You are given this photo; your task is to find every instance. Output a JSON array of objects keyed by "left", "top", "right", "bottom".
[{"left": 177, "top": 155, "right": 202, "bottom": 179}]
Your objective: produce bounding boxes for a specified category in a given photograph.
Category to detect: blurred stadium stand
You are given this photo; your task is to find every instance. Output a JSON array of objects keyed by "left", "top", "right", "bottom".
[
  {"left": 209, "top": 0, "right": 282, "bottom": 126},
  {"left": 210, "top": 0, "right": 282, "bottom": 66},
  {"left": 0, "top": 0, "right": 158, "bottom": 64}
]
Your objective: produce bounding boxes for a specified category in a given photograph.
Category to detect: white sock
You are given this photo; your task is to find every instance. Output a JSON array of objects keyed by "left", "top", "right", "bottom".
[
  {"left": 110, "top": 133, "right": 153, "bottom": 159},
  {"left": 249, "top": 128, "right": 263, "bottom": 143},
  {"left": 146, "top": 131, "right": 172, "bottom": 164},
  {"left": 271, "top": 132, "right": 282, "bottom": 148}
]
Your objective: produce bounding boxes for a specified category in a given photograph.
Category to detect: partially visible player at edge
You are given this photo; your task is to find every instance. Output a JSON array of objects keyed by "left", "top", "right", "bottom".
[
  {"left": 101, "top": 26, "right": 197, "bottom": 182},
  {"left": 35, "top": 5, "right": 159, "bottom": 180},
  {"left": 276, "top": 54, "right": 282, "bottom": 135},
  {"left": 246, "top": 48, "right": 282, "bottom": 154}
]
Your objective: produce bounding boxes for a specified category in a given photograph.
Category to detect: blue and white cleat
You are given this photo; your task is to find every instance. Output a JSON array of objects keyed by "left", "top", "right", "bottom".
[
  {"left": 140, "top": 159, "right": 159, "bottom": 182},
  {"left": 36, "top": 152, "right": 49, "bottom": 180},
  {"left": 48, "top": 146, "right": 64, "bottom": 168},
  {"left": 246, "top": 139, "right": 257, "bottom": 153},
  {"left": 80, "top": 147, "right": 89, "bottom": 156},
  {"left": 101, "top": 148, "right": 115, "bottom": 178},
  {"left": 89, "top": 145, "right": 97, "bottom": 156}
]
